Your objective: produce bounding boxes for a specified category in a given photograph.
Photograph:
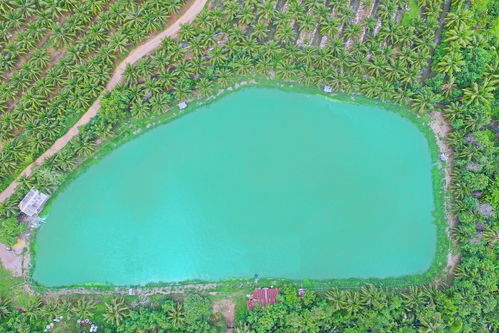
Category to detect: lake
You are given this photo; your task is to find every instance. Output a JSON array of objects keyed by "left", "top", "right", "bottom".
[{"left": 32, "top": 87, "right": 436, "bottom": 287}]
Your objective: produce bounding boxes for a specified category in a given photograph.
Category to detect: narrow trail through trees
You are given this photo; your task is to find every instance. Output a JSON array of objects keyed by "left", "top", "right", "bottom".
[{"left": 0, "top": 0, "right": 208, "bottom": 204}]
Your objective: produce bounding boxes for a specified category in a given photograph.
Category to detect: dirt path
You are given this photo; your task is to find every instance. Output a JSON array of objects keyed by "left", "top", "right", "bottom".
[
  {"left": 0, "top": 0, "right": 208, "bottom": 204},
  {"left": 430, "top": 110, "right": 453, "bottom": 193},
  {"left": 429, "top": 110, "right": 461, "bottom": 276},
  {"left": 0, "top": 234, "right": 26, "bottom": 277},
  {"left": 0, "top": 246, "right": 23, "bottom": 277},
  {"left": 213, "top": 299, "right": 235, "bottom": 333}
]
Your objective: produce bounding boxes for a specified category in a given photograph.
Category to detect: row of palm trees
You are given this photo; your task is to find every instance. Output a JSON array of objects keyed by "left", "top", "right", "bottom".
[
  {"left": 434, "top": 5, "right": 497, "bottom": 107},
  {"left": 125, "top": 0, "right": 441, "bottom": 110},
  {"left": 0, "top": 294, "right": 214, "bottom": 331},
  {"left": 1, "top": 0, "right": 446, "bottom": 190},
  {"left": 0, "top": 0, "right": 447, "bottom": 247},
  {"left": 0, "top": 0, "right": 83, "bottom": 74},
  {"left": 0, "top": 0, "right": 450, "bottom": 225},
  {"left": 0, "top": 0, "right": 496, "bottom": 331},
  {"left": 0, "top": 0, "right": 187, "bottom": 189},
  {"left": 428, "top": 3, "right": 498, "bottom": 333}
]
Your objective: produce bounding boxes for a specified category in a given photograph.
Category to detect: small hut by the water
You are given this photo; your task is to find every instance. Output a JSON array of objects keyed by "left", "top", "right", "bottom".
[
  {"left": 178, "top": 101, "right": 187, "bottom": 109},
  {"left": 323, "top": 85, "right": 332, "bottom": 93},
  {"left": 18, "top": 189, "right": 50, "bottom": 217},
  {"left": 247, "top": 288, "right": 280, "bottom": 310}
]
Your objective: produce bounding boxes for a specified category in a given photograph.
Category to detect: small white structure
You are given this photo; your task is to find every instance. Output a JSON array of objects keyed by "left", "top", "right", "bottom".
[
  {"left": 440, "top": 153, "right": 448, "bottom": 162},
  {"left": 323, "top": 85, "right": 332, "bottom": 93},
  {"left": 178, "top": 101, "right": 187, "bottom": 109},
  {"left": 19, "top": 189, "right": 49, "bottom": 217}
]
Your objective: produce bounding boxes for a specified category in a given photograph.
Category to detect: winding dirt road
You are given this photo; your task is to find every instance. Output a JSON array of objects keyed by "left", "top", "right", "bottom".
[{"left": 0, "top": 0, "right": 207, "bottom": 204}]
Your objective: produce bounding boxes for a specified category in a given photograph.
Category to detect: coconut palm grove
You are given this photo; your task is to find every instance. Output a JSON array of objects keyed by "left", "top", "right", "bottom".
[{"left": 0, "top": 0, "right": 497, "bottom": 332}]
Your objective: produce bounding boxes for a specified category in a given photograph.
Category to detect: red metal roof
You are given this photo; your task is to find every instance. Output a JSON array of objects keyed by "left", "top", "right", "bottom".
[{"left": 247, "top": 288, "right": 280, "bottom": 310}]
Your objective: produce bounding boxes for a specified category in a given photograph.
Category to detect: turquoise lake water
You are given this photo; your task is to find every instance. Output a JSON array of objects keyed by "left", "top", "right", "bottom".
[{"left": 33, "top": 87, "right": 436, "bottom": 286}]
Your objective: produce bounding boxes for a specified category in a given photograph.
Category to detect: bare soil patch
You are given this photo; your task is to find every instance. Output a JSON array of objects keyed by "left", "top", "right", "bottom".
[{"left": 213, "top": 299, "right": 235, "bottom": 333}]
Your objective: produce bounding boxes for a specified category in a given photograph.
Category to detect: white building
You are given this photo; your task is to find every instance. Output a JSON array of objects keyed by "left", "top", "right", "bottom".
[
  {"left": 323, "top": 85, "right": 332, "bottom": 93},
  {"left": 178, "top": 101, "right": 187, "bottom": 109},
  {"left": 19, "top": 189, "right": 50, "bottom": 217}
]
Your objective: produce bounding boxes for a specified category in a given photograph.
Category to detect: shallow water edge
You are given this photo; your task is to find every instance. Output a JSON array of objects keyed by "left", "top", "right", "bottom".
[{"left": 28, "top": 80, "right": 449, "bottom": 291}]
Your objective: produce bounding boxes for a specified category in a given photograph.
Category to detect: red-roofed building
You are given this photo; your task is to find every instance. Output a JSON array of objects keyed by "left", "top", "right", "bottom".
[{"left": 247, "top": 288, "right": 280, "bottom": 310}]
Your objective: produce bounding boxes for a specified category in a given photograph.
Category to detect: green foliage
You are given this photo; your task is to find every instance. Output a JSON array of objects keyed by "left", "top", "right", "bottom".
[
  {"left": 0, "top": 218, "right": 25, "bottom": 246},
  {"left": 183, "top": 295, "right": 215, "bottom": 331},
  {"left": 455, "top": 47, "right": 494, "bottom": 87},
  {"left": 0, "top": 0, "right": 496, "bottom": 332},
  {"left": 103, "top": 297, "right": 129, "bottom": 327},
  {"left": 100, "top": 90, "right": 132, "bottom": 125},
  {"left": 403, "top": 0, "right": 421, "bottom": 26}
]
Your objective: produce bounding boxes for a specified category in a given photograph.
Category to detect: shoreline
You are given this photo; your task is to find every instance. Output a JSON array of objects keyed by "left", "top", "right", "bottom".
[
  {"left": 429, "top": 111, "right": 460, "bottom": 279},
  {"left": 1, "top": 80, "right": 453, "bottom": 294}
]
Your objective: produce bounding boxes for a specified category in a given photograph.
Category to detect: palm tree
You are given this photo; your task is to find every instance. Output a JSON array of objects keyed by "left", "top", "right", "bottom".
[
  {"left": 298, "top": 15, "right": 316, "bottom": 33},
  {"left": 462, "top": 81, "right": 495, "bottom": 106},
  {"left": 74, "top": 135, "right": 96, "bottom": 158},
  {"left": 300, "top": 48, "right": 317, "bottom": 66},
  {"left": 325, "top": 288, "right": 343, "bottom": 312},
  {"left": 233, "top": 56, "right": 253, "bottom": 76},
  {"left": 255, "top": 56, "right": 273, "bottom": 75},
  {"left": 209, "top": 46, "right": 228, "bottom": 66},
  {"left": 189, "top": 38, "right": 206, "bottom": 57},
  {"left": 123, "top": 64, "right": 141, "bottom": 85},
  {"left": 441, "top": 76, "right": 457, "bottom": 97},
  {"left": 165, "top": 0, "right": 184, "bottom": 14},
  {"left": 149, "top": 93, "right": 172, "bottom": 114},
  {"left": 167, "top": 302, "right": 185, "bottom": 328},
  {"left": 72, "top": 298, "right": 96, "bottom": 319},
  {"left": 257, "top": 1, "right": 277, "bottom": 23},
  {"left": 235, "top": 323, "right": 254, "bottom": 333},
  {"left": 158, "top": 71, "right": 177, "bottom": 90},
  {"left": 275, "top": 24, "right": 295, "bottom": 45},
  {"left": 196, "top": 77, "right": 213, "bottom": 97},
  {"left": 402, "top": 286, "right": 423, "bottom": 311},
  {"left": 174, "top": 83, "right": 192, "bottom": 102},
  {"left": 445, "top": 10, "right": 473, "bottom": 30},
  {"left": 417, "top": 311, "right": 444, "bottom": 333},
  {"left": 314, "top": 48, "right": 333, "bottom": 69},
  {"left": 43, "top": 0, "right": 67, "bottom": 18},
  {"left": 104, "top": 297, "right": 130, "bottom": 327},
  {"left": 0, "top": 198, "right": 19, "bottom": 219},
  {"left": 341, "top": 290, "right": 363, "bottom": 315},
  {"left": 51, "top": 24, "right": 74, "bottom": 48},
  {"left": 221, "top": 1, "right": 239, "bottom": 20},
  {"left": 52, "top": 151, "right": 77, "bottom": 172},
  {"left": 300, "top": 66, "right": 318, "bottom": 86},
  {"left": 320, "top": 20, "right": 339, "bottom": 38},
  {"left": 483, "top": 227, "right": 499, "bottom": 246},
  {"left": 109, "top": 32, "right": 129, "bottom": 54},
  {"left": 0, "top": 0, "right": 13, "bottom": 14},
  {"left": 237, "top": 7, "right": 254, "bottom": 26},
  {"left": 23, "top": 297, "right": 42, "bottom": 322},
  {"left": 275, "top": 60, "right": 297, "bottom": 81},
  {"left": 410, "top": 90, "right": 439, "bottom": 114},
  {"left": 251, "top": 22, "right": 269, "bottom": 41},
  {"left": 215, "top": 68, "right": 233, "bottom": 87},
  {"left": 0, "top": 297, "right": 11, "bottom": 319},
  {"left": 360, "top": 284, "right": 386, "bottom": 309},
  {"left": 131, "top": 99, "right": 152, "bottom": 119},
  {"left": 179, "top": 23, "right": 198, "bottom": 42},
  {"left": 436, "top": 51, "right": 464, "bottom": 78},
  {"left": 444, "top": 24, "right": 473, "bottom": 48},
  {"left": 344, "top": 24, "right": 362, "bottom": 41}
]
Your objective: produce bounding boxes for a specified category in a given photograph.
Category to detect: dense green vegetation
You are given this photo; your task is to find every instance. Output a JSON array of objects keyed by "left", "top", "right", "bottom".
[
  {"left": 0, "top": 0, "right": 497, "bottom": 331},
  {"left": 0, "top": 0, "right": 187, "bottom": 191}
]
